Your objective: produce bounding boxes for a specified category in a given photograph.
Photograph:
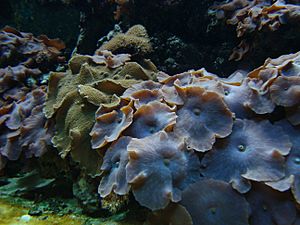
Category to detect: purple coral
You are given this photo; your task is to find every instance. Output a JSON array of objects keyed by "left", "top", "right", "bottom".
[
  {"left": 126, "top": 131, "right": 201, "bottom": 210},
  {"left": 174, "top": 85, "right": 233, "bottom": 152},
  {"left": 201, "top": 119, "right": 291, "bottom": 193},
  {"left": 125, "top": 101, "right": 177, "bottom": 138},
  {"left": 246, "top": 182, "right": 298, "bottom": 225},
  {"left": 90, "top": 102, "right": 134, "bottom": 149},
  {"left": 266, "top": 120, "right": 300, "bottom": 204},
  {"left": 180, "top": 179, "right": 250, "bottom": 225},
  {"left": 98, "top": 136, "right": 132, "bottom": 197},
  {"left": 0, "top": 87, "right": 51, "bottom": 163}
]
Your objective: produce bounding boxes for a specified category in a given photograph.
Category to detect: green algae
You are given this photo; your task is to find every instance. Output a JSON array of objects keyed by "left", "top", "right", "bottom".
[{"left": 0, "top": 196, "right": 144, "bottom": 225}]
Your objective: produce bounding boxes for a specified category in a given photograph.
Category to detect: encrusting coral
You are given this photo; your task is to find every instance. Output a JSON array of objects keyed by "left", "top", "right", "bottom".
[{"left": 98, "top": 25, "right": 153, "bottom": 57}]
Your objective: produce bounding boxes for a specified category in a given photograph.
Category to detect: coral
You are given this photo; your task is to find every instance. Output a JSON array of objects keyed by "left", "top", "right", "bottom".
[
  {"left": 0, "top": 27, "right": 65, "bottom": 108},
  {"left": 91, "top": 50, "right": 131, "bottom": 69},
  {"left": 0, "top": 65, "right": 41, "bottom": 94},
  {"left": 90, "top": 102, "right": 134, "bottom": 149},
  {"left": 88, "top": 50, "right": 300, "bottom": 224},
  {"left": 2, "top": 16, "right": 300, "bottom": 224},
  {"left": 201, "top": 119, "right": 291, "bottom": 193},
  {"left": 0, "top": 27, "right": 66, "bottom": 171},
  {"left": 173, "top": 85, "right": 233, "bottom": 152},
  {"left": 146, "top": 203, "right": 193, "bottom": 225},
  {"left": 180, "top": 179, "right": 250, "bottom": 225},
  {"left": 124, "top": 101, "right": 177, "bottom": 138},
  {"left": 121, "top": 80, "right": 163, "bottom": 109},
  {"left": 98, "top": 136, "right": 132, "bottom": 197},
  {"left": 126, "top": 131, "right": 200, "bottom": 210},
  {"left": 247, "top": 51, "right": 300, "bottom": 124},
  {"left": 266, "top": 119, "right": 300, "bottom": 204},
  {"left": 213, "top": 0, "right": 300, "bottom": 60},
  {"left": 0, "top": 26, "right": 65, "bottom": 70},
  {"left": 246, "top": 182, "right": 298, "bottom": 225},
  {"left": 98, "top": 25, "right": 153, "bottom": 56},
  {"left": 0, "top": 86, "right": 51, "bottom": 164},
  {"left": 45, "top": 50, "right": 158, "bottom": 175},
  {"left": 270, "top": 76, "right": 300, "bottom": 107}
]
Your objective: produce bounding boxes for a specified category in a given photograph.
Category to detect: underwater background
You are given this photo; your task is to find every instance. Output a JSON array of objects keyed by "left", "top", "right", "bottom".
[{"left": 0, "top": 0, "right": 300, "bottom": 224}]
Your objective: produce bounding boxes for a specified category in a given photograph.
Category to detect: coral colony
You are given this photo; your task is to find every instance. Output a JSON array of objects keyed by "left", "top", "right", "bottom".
[{"left": 1, "top": 0, "right": 300, "bottom": 224}]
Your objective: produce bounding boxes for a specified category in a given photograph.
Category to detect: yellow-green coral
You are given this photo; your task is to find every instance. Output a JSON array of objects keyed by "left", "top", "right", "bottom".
[
  {"left": 99, "top": 25, "right": 153, "bottom": 56},
  {"left": 44, "top": 52, "right": 157, "bottom": 176}
]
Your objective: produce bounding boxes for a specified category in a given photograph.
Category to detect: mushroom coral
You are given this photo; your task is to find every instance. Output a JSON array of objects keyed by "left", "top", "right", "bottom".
[
  {"left": 121, "top": 80, "right": 163, "bottom": 108},
  {"left": 126, "top": 131, "right": 201, "bottom": 210},
  {"left": 201, "top": 119, "right": 291, "bottom": 193},
  {"left": 0, "top": 27, "right": 65, "bottom": 171},
  {"left": 90, "top": 101, "right": 134, "bottom": 149},
  {"left": 266, "top": 120, "right": 300, "bottom": 204},
  {"left": 0, "top": 26, "right": 65, "bottom": 94},
  {"left": 222, "top": 78, "right": 277, "bottom": 117},
  {"left": 246, "top": 182, "right": 298, "bottom": 225},
  {"left": 270, "top": 76, "right": 300, "bottom": 107},
  {"left": 180, "top": 179, "right": 250, "bottom": 225},
  {"left": 248, "top": 51, "right": 300, "bottom": 124},
  {"left": 174, "top": 85, "right": 233, "bottom": 152},
  {"left": 125, "top": 101, "right": 177, "bottom": 138},
  {"left": 0, "top": 26, "right": 65, "bottom": 67},
  {"left": 146, "top": 203, "right": 193, "bottom": 225},
  {"left": 0, "top": 87, "right": 51, "bottom": 165},
  {"left": 98, "top": 136, "right": 132, "bottom": 197},
  {"left": 45, "top": 50, "right": 158, "bottom": 175},
  {"left": 212, "top": 0, "right": 300, "bottom": 60},
  {"left": 83, "top": 50, "right": 300, "bottom": 219}
]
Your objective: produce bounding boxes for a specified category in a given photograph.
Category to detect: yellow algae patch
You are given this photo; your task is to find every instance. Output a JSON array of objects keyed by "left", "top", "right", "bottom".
[
  {"left": 0, "top": 199, "right": 84, "bottom": 225},
  {"left": 0, "top": 198, "right": 143, "bottom": 225}
]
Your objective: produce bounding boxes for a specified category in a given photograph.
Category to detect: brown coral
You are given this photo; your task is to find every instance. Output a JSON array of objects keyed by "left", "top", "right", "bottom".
[
  {"left": 98, "top": 25, "right": 153, "bottom": 56},
  {"left": 270, "top": 76, "right": 300, "bottom": 107},
  {"left": 0, "top": 26, "right": 65, "bottom": 70}
]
